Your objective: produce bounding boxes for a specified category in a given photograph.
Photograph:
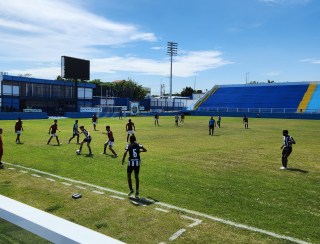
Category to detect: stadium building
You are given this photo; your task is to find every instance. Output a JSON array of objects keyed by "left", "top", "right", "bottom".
[{"left": 0, "top": 74, "right": 95, "bottom": 116}]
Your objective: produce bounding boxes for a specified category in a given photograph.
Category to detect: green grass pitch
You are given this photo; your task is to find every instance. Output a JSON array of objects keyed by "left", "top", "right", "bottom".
[{"left": 0, "top": 116, "right": 319, "bottom": 243}]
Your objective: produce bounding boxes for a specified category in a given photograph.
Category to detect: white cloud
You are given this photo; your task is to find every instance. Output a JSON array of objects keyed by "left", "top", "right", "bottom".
[
  {"left": 0, "top": 0, "right": 157, "bottom": 63},
  {"left": 7, "top": 51, "right": 232, "bottom": 79},
  {"left": 259, "top": 0, "right": 310, "bottom": 5},
  {"left": 264, "top": 71, "right": 281, "bottom": 76},
  {"left": 151, "top": 46, "right": 164, "bottom": 50},
  {"left": 92, "top": 50, "right": 232, "bottom": 78},
  {"left": 0, "top": 1, "right": 231, "bottom": 81},
  {"left": 300, "top": 58, "right": 320, "bottom": 64}
]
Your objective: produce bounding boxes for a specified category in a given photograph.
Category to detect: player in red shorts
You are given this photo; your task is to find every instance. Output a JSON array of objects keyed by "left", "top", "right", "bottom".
[
  {"left": 47, "top": 119, "right": 61, "bottom": 145},
  {"left": 126, "top": 119, "right": 135, "bottom": 142},
  {"left": 102, "top": 125, "right": 118, "bottom": 158}
]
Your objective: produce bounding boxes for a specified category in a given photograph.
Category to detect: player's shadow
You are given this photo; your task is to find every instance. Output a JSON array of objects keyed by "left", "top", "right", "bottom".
[
  {"left": 286, "top": 168, "right": 308, "bottom": 173},
  {"left": 129, "top": 196, "right": 157, "bottom": 206},
  {"left": 101, "top": 153, "right": 115, "bottom": 158},
  {"left": 85, "top": 154, "right": 94, "bottom": 158},
  {"left": 16, "top": 142, "right": 24, "bottom": 145}
]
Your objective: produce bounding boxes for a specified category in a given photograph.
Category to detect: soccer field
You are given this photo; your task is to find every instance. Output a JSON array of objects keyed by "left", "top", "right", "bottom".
[{"left": 0, "top": 116, "right": 319, "bottom": 243}]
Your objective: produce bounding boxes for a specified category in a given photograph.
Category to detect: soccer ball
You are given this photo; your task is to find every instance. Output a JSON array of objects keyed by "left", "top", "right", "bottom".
[{"left": 76, "top": 149, "right": 81, "bottom": 155}]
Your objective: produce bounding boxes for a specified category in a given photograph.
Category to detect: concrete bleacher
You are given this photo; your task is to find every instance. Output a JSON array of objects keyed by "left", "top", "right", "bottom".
[
  {"left": 306, "top": 84, "right": 320, "bottom": 113},
  {"left": 196, "top": 82, "right": 311, "bottom": 113}
]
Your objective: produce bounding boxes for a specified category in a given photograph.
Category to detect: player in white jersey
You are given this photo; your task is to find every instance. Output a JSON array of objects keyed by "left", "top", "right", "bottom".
[
  {"left": 78, "top": 125, "right": 92, "bottom": 155},
  {"left": 68, "top": 120, "right": 80, "bottom": 144},
  {"left": 122, "top": 135, "right": 147, "bottom": 198}
]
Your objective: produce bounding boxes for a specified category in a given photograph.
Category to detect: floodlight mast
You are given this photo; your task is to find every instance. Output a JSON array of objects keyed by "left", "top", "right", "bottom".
[{"left": 167, "top": 42, "right": 178, "bottom": 98}]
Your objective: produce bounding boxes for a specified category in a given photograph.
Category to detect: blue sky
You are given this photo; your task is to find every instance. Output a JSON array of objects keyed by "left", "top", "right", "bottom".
[{"left": 0, "top": 0, "right": 319, "bottom": 95}]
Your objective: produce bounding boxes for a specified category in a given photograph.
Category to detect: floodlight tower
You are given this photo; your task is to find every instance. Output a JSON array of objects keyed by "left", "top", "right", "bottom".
[{"left": 167, "top": 42, "right": 178, "bottom": 98}]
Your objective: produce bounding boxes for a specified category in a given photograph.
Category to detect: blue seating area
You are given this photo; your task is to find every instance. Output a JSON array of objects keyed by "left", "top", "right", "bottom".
[
  {"left": 198, "top": 83, "right": 310, "bottom": 112},
  {"left": 307, "top": 84, "right": 320, "bottom": 112}
]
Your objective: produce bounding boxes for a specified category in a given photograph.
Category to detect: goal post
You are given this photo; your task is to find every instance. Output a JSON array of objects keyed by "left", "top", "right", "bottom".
[{"left": 95, "top": 105, "right": 127, "bottom": 118}]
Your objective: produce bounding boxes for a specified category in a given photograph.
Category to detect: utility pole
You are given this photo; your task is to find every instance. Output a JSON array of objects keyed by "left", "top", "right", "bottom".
[
  {"left": 167, "top": 42, "right": 178, "bottom": 98},
  {"left": 246, "top": 72, "right": 250, "bottom": 84}
]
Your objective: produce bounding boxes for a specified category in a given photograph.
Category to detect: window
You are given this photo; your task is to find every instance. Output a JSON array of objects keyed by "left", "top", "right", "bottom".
[{"left": 78, "top": 88, "right": 93, "bottom": 99}]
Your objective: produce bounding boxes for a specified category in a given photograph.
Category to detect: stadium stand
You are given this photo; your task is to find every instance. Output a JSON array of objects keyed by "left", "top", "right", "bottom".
[
  {"left": 194, "top": 82, "right": 317, "bottom": 113},
  {"left": 193, "top": 86, "right": 219, "bottom": 110},
  {"left": 297, "top": 83, "right": 317, "bottom": 112},
  {"left": 306, "top": 83, "right": 320, "bottom": 113}
]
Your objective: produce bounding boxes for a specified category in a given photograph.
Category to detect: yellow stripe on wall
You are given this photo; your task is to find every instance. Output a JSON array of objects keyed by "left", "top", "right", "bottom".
[
  {"left": 193, "top": 86, "right": 219, "bottom": 110},
  {"left": 297, "top": 83, "right": 317, "bottom": 113}
]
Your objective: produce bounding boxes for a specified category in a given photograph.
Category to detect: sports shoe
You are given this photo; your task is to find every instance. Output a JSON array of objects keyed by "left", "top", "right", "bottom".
[
  {"left": 280, "top": 166, "right": 287, "bottom": 170},
  {"left": 113, "top": 155, "right": 118, "bottom": 158},
  {"left": 128, "top": 189, "right": 134, "bottom": 196},
  {"left": 0, "top": 162, "right": 4, "bottom": 169},
  {"left": 135, "top": 193, "right": 140, "bottom": 199}
]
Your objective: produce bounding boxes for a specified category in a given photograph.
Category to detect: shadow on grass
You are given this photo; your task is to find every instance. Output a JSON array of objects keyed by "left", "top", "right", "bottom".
[
  {"left": 129, "top": 196, "right": 156, "bottom": 206},
  {"left": 287, "top": 168, "right": 308, "bottom": 173},
  {"left": 101, "top": 153, "right": 116, "bottom": 158}
]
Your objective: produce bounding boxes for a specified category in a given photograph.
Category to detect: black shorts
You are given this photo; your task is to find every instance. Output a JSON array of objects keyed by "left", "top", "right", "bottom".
[
  {"left": 83, "top": 138, "right": 92, "bottom": 143},
  {"left": 209, "top": 125, "right": 215, "bottom": 129},
  {"left": 282, "top": 147, "right": 292, "bottom": 157},
  {"left": 127, "top": 165, "right": 140, "bottom": 174}
]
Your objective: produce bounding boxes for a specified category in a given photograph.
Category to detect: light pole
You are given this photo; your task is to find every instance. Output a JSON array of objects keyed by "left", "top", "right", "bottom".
[
  {"left": 246, "top": 72, "right": 250, "bottom": 84},
  {"left": 167, "top": 42, "right": 178, "bottom": 98}
]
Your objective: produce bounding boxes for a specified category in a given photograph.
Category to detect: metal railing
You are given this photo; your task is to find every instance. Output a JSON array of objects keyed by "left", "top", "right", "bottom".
[{"left": 197, "top": 107, "right": 320, "bottom": 114}]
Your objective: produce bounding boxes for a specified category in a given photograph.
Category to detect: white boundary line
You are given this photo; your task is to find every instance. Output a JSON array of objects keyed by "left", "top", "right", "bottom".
[
  {"left": 168, "top": 228, "right": 186, "bottom": 241},
  {"left": 92, "top": 190, "right": 105, "bottom": 195},
  {"left": 155, "top": 207, "right": 170, "bottom": 213},
  {"left": 181, "top": 215, "right": 202, "bottom": 228},
  {"left": 4, "top": 163, "right": 310, "bottom": 244},
  {"left": 110, "top": 195, "right": 125, "bottom": 200}
]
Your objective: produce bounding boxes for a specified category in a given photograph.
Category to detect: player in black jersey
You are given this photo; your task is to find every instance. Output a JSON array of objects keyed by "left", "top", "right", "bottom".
[
  {"left": 78, "top": 125, "right": 92, "bottom": 155},
  {"left": 122, "top": 135, "right": 147, "bottom": 198},
  {"left": 68, "top": 120, "right": 80, "bottom": 144},
  {"left": 243, "top": 115, "right": 249, "bottom": 129},
  {"left": 280, "top": 130, "right": 296, "bottom": 170}
]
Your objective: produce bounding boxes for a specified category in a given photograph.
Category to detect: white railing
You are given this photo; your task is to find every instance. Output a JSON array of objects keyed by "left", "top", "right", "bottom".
[
  {"left": 0, "top": 195, "right": 123, "bottom": 244},
  {"left": 197, "top": 107, "right": 320, "bottom": 114}
]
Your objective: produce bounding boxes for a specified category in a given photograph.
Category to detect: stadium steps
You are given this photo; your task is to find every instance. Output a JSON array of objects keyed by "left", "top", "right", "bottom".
[
  {"left": 193, "top": 86, "right": 219, "bottom": 110},
  {"left": 297, "top": 83, "right": 317, "bottom": 113},
  {"left": 306, "top": 84, "right": 320, "bottom": 112}
]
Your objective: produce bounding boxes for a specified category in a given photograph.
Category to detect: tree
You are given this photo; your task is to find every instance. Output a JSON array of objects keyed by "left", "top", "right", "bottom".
[
  {"left": 181, "top": 87, "right": 194, "bottom": 97},
  {"left": 92, "top": 79, "right": 147, "bottom": 100},
  {"left": 90, "top": 79, "right": 102, "bottom": 85},
  {"left": 56, "top": 75, "right": 65, "bottom": 80},
  {"left": 113, "top": 79, "right": 147, "bottom": 101}
]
